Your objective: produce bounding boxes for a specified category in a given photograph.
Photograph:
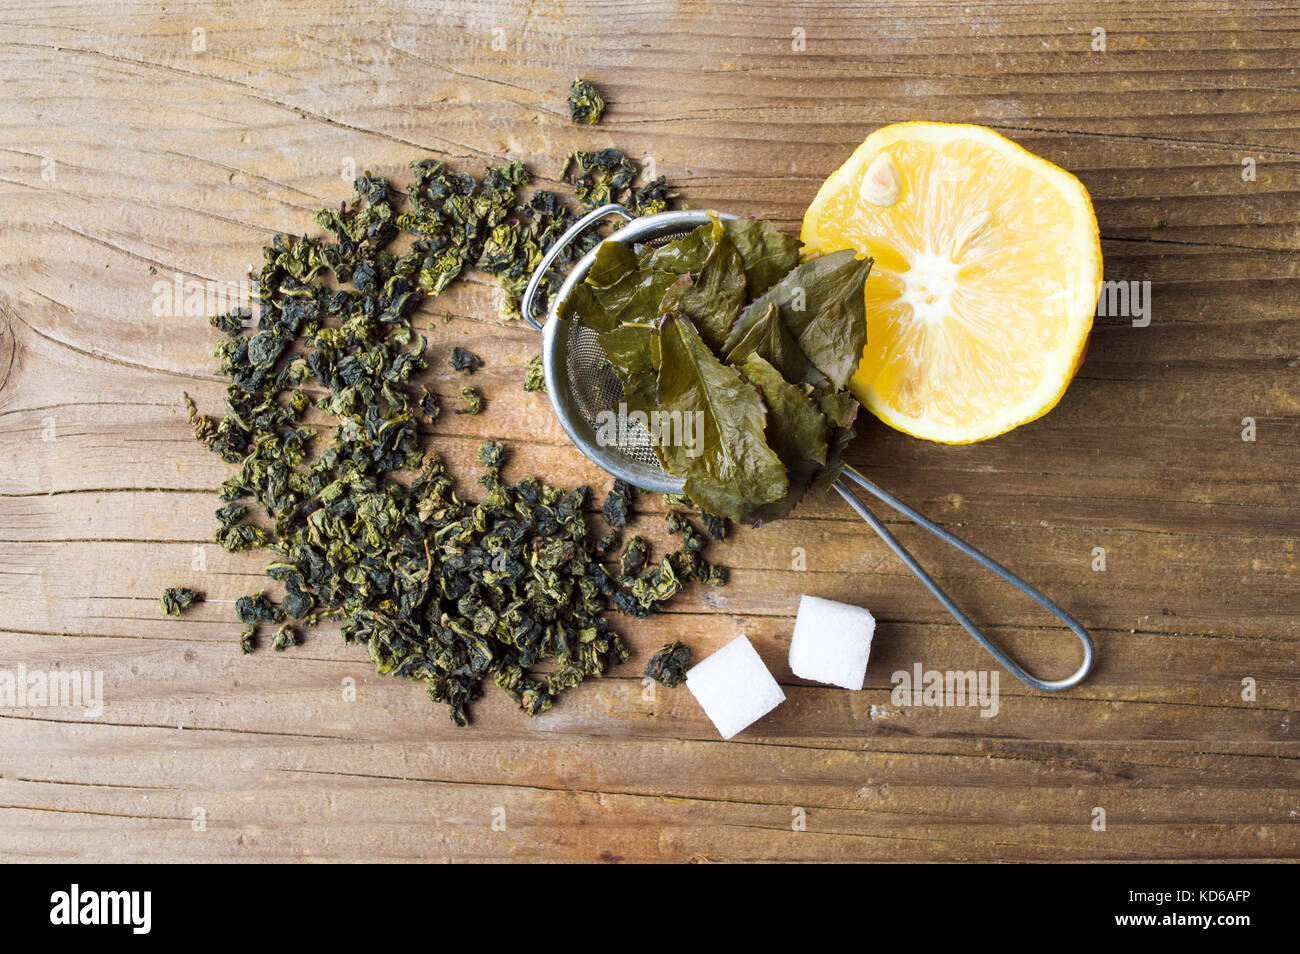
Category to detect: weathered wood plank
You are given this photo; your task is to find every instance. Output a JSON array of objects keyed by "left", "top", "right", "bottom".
[{"left": 0, "top": 0, "right": 1296, "bottom": 862}]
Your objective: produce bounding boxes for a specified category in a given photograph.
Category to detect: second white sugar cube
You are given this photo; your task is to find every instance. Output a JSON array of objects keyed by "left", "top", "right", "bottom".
[
  {"left": 686, "top": 635, "right": 786, "bottom": 739},
  {"left": 789, "top": 595, "right": 876, "bottom": 690}
]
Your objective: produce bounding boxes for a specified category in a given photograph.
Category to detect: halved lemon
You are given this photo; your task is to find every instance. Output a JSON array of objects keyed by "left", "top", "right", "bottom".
[{"left": 802, "top": 122, "right": 1102, "bottom": 443}]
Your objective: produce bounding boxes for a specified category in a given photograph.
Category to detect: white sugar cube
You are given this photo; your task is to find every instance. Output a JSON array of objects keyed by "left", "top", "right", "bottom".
[
  {"left": 685, "top": 635, "right": 786, "bottom": 739},
  {"left": 789, "top": 595, "right": 876, "bottom": 690}
]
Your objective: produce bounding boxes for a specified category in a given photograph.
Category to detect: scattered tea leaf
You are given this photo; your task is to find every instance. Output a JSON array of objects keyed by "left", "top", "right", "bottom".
[
  {"left": 450, "top": 346, "right": 483, "bottom": 374},
  {"left": 458, "top": 386, "right": 484, "bottom": 414},
  {"left": 271, "top": 624, "right": 299, "bottom": 652},
  {"left": 235, "top": 592, "right": 284, "bottom": 625},
  {"left": 567, "top": 78, "right": 606, "bottom": 125},
  {"left": 523, "top": 354, "right": 546, "bottom": 392},
  {"left": 645, "top": 640, "right": 692, "bottom": 687},
  {"left": 159, "top": 587, "right": 204, "bottom": 616},
  {"left": 173, "top": 133, "right": 725, "bottom": 727},
  {"left": 602, "top": 478, "right": 636, "bottom": 528}
]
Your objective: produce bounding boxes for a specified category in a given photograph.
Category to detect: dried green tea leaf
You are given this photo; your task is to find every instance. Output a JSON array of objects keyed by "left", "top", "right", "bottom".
[
  {"left": 602, "top": 478, "right": 636, "bottom": 528},
  {"left": 665, "top": 510, "right": 707, "bottom": 551},
  {"left": 565, "top": 149, "right": 637, "bottom": 209},
  {"left": 181, "top": 144, "right": 719, "bottom": 728},
  {"left": 567, "top": 78, "right": 606, "bottom": 125},
  {"left": 235, "top": 592, "right": 284, "bottom": 625},
  {"left": 215, "top": 521, "right": 269, "bottom": 553},
  {"left": 645, "top": 641, "right": 692, "bottom": 687},
  {"left": 523, "top": 354, "right": 546, "bottom": 392},
  {"left": 210, "top": 311, "right": 245, "bottom": 337},
  {"left": 618, "top": 535, "right": 649, "bottom": 576},
  {"left": 417, "top": 387, "right": 441, "bottom": 422},
  {"left": 159, "top": 587, "right": 204, "bottom": 616},
  {"left": 271, "top": 624, "right": 299, "bottom": 652},
  {"left": 630, "top": 176, "right": 674, "bottom": 216},
  {"left": 458, "top": 386, "right": 484, "bottom": 414},
  {"left": 282, "top": 585, "right": 315, "bottom": 620},
  {"left": 450, "top": 347, "right": 483, "bottom": 373}
]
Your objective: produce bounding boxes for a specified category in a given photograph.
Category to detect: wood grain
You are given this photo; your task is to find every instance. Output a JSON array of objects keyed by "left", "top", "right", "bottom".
[{"left": 0, "top": 0, "right": 1297, "bottom": 862}]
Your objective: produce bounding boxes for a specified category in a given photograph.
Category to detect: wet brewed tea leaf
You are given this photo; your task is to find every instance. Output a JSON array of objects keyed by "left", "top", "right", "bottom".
[
  {"left": 562, "top": 244, "right": 680, "bottom": 333},
  {"left": 656, "top": 311, "right": 787, "bottom": 522},
  {"left": 812, "top": 420, "right": 857, "bottom": 497},
  {"left": 727, "top": 250, "right": 872, "bottom": 391},
  {"left": 655, "top": 215, "right": 748, "bottom": 352},
  {"left": 557, "top": 214, "right": 867, "bottom": 522},
  {"left": 724, "top": 300, "right": 813, "bottom": 385},
  {"left": 810, "top": 388, "right": 860, "bottom": 494},
  {"left": 723, "top": 217, "right": 801, "bottom": 297},
  {"left": 740, "top": 353, "right": 829, "bottom": 467},
  {"left": 597, "top": 321, "right": 660, "bottom": 378}
]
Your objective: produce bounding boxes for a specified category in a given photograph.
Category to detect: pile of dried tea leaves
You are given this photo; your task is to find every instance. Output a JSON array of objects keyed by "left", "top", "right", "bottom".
[
  {"left": 559, "top": 212, "right": 871, "bottom": 524},
  {"left": 180, "top": 150, "right": 725, "bottom": 726}
]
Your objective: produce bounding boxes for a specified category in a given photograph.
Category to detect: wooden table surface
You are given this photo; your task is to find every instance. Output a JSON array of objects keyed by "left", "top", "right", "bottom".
[{"left": 1, "top": 0, "right": 1297, "bottom": 863}]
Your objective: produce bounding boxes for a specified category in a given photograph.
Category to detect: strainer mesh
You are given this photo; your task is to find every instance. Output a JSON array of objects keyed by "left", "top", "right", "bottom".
[
  {"left": 564, "top": 324, "right": 663, "bottom": 468},
  {"left": 556, "top": 227, "right": 698, "bottom": 476}
]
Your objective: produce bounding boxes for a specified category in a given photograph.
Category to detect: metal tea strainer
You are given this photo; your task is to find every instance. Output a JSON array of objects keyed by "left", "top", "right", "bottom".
[{"left": 520, "top": 204, "right": 1094, "bottom": 691}]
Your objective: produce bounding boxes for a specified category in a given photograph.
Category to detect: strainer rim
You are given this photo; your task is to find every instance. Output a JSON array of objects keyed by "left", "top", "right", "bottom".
[{"left": 542, "top": 209, "right": 740, "bottom": 493}]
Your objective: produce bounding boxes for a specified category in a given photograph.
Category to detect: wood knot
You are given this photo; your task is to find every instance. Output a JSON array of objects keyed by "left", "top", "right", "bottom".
[{"left": 0, "top": 304, "right": 16, "bottom": 399}]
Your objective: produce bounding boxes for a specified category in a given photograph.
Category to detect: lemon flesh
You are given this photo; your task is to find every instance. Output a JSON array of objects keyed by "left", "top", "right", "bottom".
[{"left": 802, "top": 122, "right": 1102, "bottom": 443}]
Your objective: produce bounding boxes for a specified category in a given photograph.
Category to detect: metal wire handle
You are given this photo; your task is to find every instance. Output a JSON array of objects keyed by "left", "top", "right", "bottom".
[
  {"left": 521, "top": 203, "right": 634, "bottom": 330},
  {"left": 835, "top": 466, "right": 1094, "bottom": 690}
]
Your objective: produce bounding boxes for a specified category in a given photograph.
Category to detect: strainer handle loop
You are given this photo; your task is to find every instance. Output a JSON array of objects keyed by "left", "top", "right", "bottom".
[
  {"left": 520, "top": 203, "right": 635, "bottom": 331},
  {"left": 834, "top": 465, "right": 1095, "bottom": 691}
]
